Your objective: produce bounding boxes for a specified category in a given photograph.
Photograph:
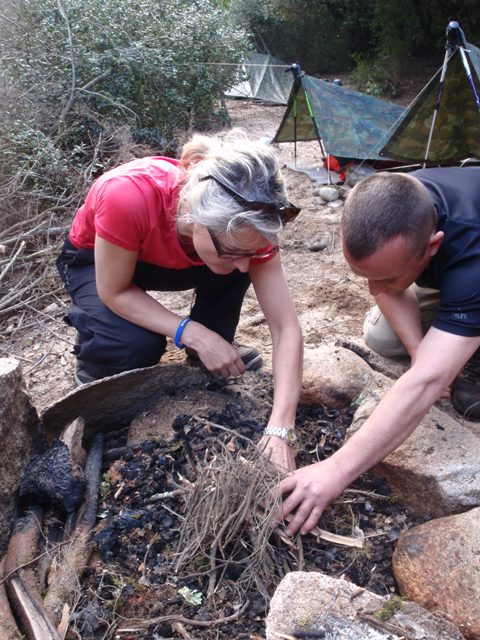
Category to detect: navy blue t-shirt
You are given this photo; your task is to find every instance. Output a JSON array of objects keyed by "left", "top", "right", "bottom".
[{"left": 413, "top": 167, "right": 480, "bottom": 337}]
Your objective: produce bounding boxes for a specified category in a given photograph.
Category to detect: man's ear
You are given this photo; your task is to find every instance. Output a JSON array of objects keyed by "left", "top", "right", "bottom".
[{"left": 427, "top": 230, "right": 444, "bottom": 257}]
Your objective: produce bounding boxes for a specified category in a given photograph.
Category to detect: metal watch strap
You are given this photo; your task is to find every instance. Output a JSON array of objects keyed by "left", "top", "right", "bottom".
[{"left": 263, "top": 426, "right": 298, "bottom": 447}]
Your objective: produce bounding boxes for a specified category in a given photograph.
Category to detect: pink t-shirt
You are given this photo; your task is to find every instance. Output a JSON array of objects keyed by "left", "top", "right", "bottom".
[
  {"left": 69, "top": 156, "right": 274, "bottom": 268},
  {"left": 70, "top": 156, "right": 204, "bottom": 269}
]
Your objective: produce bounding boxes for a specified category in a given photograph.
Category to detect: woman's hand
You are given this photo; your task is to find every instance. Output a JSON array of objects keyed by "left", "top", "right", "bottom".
[
  {"left": 257, "top": 435, "right": 296, "bottom": 472},
  {"left": 182, "top": 322, "right": 245, "bottom": 378}
]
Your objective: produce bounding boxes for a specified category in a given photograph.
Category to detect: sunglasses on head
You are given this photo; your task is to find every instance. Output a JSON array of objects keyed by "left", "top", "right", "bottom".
[{"left": 199, "top": 175, "right": 301, "bottom": 224}]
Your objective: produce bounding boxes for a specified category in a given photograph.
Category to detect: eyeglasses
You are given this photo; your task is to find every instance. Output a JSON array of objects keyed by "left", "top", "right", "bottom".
[
  {"left": 199, "top": 175, "right": 301, "bottom": 224},
  {"left": 207, "top": 227, "right": 279, "bottom": 260}
]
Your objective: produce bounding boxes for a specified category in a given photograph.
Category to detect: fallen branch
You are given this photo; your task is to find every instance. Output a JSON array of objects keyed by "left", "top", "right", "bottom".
[
  {"left": 44, "top": 433, "right": 104, "bottom": 625},
  {"left": 336, "top": 339, "right": 405, "bottom": 380},
  {"left": 357, "top": 611, "right": 416, "bottom": 639},
  {"left": 7, "top": 577, "right": 61, "bottom": 640},
  {"left": 4, "top": 507, "right": 61, "bottom": 639},
  {"left": 119, "top": 598, "right": 250, "bottom": 628},
  {"left": 0, "top": 558, "right": 22, "bottom": 639},
  {"left": 0, "top": 241, "right": 25, "bottom": 285}
]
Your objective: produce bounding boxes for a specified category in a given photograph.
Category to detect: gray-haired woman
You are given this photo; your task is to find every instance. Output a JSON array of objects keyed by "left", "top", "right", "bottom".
[{"left": 57, "top": 129, "right": 303, "bottom": 470}]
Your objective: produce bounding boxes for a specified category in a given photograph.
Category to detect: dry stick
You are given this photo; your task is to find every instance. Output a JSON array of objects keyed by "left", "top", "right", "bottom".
[
  {"left": 336, "top": 339, "right": 403, "bottom": 380},
  {"left": 0, "top": 558, "right": 23, "bottom": 639},
  {"left": 4, "top": 506, "right": 61, "bottom": 640},
  {"left": 0, "top": 286, "right": 65, "bottom": 317},
  {"left": 119, "top": 598, "right": 250, "bottom": 629},
  {"left": 44, "top": 433, "right": 104, "bottom": 626},
  {"left": 0, "top": 241, "right": 25, "bottom": 285},
  {"left": 0, "top": 541, "right": 73, "bottom": 589},
  {"left": 357, "top": 612, "right": 416, "bottom": 639}
]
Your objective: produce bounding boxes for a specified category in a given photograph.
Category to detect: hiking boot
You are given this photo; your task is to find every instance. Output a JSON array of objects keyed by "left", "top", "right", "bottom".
[
  {"left": 186, "top": 340, "right": 263, "bottom": 372},
  {"left": 452, "top": 348, "right": 480, "bottom": 420},
  {"left": 232, "top": 340, "right": 263, "bottom": 371},
  {"left": 74, "top": 360, "right": 99, "bottom": 386}
]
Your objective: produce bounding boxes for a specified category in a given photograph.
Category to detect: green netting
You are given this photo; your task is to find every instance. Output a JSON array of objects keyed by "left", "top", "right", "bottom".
[
  {"left": 273, "top": 75, "right": 405, "bottom": 161},
  {"left": 380, "top": 43, "right": 480, "bottom": 163}
]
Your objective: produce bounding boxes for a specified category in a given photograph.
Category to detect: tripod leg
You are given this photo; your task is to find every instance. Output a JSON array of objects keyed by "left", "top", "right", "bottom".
[
  {"left": 459, "top": 47, "right": 480, "bottom": 112},
  {"left": 423, "top": 47, "right": 452, "bottom": 167}
]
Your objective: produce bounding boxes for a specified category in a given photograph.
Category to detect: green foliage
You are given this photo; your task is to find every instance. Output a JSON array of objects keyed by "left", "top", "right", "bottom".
[
  {"left": 375, "top": 595, "right": 405, "bottom": 620},
  {"left": 0, "top": 0, "right": 250, "bottom": 205},
  {"left": 230, "top": 0, "right": 354, "bottom": 73}
]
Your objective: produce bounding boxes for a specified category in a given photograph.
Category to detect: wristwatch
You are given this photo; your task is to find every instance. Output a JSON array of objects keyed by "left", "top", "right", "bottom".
[{"left": 263, "top": 426, "right": 298, "bottom": 447}]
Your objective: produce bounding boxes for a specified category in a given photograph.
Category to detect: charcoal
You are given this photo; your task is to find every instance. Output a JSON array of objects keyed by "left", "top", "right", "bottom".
[{"left": 19, "top": 440, "right": 86, "bottom": 513}]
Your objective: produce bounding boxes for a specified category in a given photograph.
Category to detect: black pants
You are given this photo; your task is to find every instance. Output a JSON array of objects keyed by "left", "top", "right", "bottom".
[{"left": 56, "top": 239, "right": 251, "bottom": 378}]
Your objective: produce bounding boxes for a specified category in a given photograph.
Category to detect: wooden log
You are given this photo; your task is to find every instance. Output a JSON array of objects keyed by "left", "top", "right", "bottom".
[
  {"left": 43, "top": 433, "right": 104, "bottom": 625},
  {"left": 59, "top": 417, "right": 86, "bottom": 468},
  {"left": 7, "top": 577, "right": 60, "bottom": 640},
  {"left": 4, "top": 507, "right": 60, "bottom": 639},
  {"left": 0, "top": 558, "right": 22, "bottom": 639}
]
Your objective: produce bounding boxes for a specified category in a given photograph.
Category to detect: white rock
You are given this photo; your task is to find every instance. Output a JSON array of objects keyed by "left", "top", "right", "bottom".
[{"left": 318, "top": 186, "right": 339, "bottom": 202}]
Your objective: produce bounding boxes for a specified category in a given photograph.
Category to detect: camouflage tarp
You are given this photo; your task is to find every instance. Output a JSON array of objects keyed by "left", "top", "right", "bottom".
[
  {"left": 380, "top": 42, "right": 480, "bottom": 163},
  {"left": 273, "top": 74, "right": 405, "bottom": 161},
  {"left": 224, "top": 52, "right": 293, "bottom": 105}
]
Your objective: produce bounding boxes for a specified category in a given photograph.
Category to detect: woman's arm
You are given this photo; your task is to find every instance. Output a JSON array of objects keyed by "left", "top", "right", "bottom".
[
  {"left": 94, "top": 236, "right": 245, "bottom": 376},
  {"left": 250, "top": 255, "right": 303, "bottom": 471}
]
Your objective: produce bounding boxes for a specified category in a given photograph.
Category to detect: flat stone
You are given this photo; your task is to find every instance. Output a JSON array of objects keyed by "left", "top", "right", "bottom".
[{"left": 266, "top": 572, "right": 464, "bottom": 640}]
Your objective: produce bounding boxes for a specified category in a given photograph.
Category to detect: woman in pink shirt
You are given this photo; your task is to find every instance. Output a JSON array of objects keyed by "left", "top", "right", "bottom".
[{"left": 57, "top": 129, "right": 303, "bottom": 469}]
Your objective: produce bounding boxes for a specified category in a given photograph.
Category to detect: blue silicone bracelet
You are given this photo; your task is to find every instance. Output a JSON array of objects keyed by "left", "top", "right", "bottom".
[{"left": 174, "top": 317, "right": 191, "bottom": 349}]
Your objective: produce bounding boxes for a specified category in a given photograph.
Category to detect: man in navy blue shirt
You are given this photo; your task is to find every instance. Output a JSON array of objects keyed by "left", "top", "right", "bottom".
[{"left": 277, "top": 167, "right": 480, "bottom": 537}]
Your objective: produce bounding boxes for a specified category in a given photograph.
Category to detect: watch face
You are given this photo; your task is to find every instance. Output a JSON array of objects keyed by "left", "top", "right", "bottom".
[{"left": 287, "top": 429, "right": 297, "bottom": 443}]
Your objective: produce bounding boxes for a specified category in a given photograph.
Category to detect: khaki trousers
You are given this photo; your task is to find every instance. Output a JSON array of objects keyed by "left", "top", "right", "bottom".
[{"left": 363, "top": 285, "right": 440, "bottom": 358}]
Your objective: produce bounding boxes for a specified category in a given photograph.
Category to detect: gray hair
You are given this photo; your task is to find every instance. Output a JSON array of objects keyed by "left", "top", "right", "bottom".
[
  {"left": 177, "top": 129, "right": 288, "bottom": 242},
  {"left": 342, "top": 172, "right": 437, "bottom": 260}
]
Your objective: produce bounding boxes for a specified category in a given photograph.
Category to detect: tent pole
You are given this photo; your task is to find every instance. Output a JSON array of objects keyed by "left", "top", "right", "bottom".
[
  {"left": 286, "top": 64, "right": 303, "bottom": 167},
  {"left": 423, "top": 46, "right": 451, "bottom": 168},
  {"left": 294, "top": 90, "right": 297, "bottom": 166},
  {"left": 458, "top": 46, "right": 480, "bottom": 112},
  {"left": 303, "top": 80, "right": 331, "bottom": 184}
]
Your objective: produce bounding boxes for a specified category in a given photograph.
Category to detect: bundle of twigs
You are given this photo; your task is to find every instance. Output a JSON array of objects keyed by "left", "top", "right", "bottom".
[{"left": 173, "top": 417, "right": 363, "bottom": 606}]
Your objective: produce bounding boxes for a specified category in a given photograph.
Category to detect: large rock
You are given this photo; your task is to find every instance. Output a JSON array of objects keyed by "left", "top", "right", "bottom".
[
  {"left": 266, "top": 572, "right": 464, "bottom": 640},
  {"left": 393, "top": 507, "right": 480, "bottom": 639},
  {"left": 0, "top": 358, "right": 46, "bottom": 555},
  {"left": 41, "top": 364, "right": 211, "bottom": 442},
  {"left": 350, "top": 380, "right": 480, "bottom": 517},
  {"left": 301, "top": 344, "right": 372, "bottom": 408}
]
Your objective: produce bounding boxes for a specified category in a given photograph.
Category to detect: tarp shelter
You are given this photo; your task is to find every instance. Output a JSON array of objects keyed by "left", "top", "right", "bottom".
[
  {"left": 225, "top": 52, "right": 294, "bottom": 105},
  {"left": 273, "top": 74, "right": 405, "bottom": 161},
  {"left": 380, "top": 42, "right": 480, "bottom": 164}
]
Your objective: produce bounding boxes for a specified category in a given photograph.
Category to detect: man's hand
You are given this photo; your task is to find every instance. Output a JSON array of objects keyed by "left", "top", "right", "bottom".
[
  {"left": 275, "top": 458, "right": 346, "bottom": 536},
  {"left": 257, "top": 435, "right": 296, "bottom": 472}
]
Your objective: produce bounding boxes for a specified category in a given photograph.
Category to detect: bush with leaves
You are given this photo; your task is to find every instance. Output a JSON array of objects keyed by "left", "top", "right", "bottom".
[
  {"left": 0, "top": 0, "right": 250, "bottom": 322},
  {"left": 0, "top": 0, "right": 249, "bottom": 209}
]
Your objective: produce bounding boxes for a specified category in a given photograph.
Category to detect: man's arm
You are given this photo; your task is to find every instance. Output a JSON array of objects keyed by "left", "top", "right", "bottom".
[
  {"left": 278, "top": 327, "right": 480, "bottom": 536},
  {"left": 374, "top": 289, "right": 424, "bottom": 360}
]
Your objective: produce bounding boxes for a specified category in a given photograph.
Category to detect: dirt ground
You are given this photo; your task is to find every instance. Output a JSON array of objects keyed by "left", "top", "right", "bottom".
[{"left": 3, "top": 97, "right": 375, "bottom": 414}]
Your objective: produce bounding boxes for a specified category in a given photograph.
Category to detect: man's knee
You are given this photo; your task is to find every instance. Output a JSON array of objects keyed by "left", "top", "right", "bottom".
[{"left": 363, "top": 305, "right": 409, "bottom": 358}]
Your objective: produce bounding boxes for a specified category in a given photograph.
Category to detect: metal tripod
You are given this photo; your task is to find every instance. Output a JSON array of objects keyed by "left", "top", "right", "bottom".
[{"left": 423, "top": 19, "right": 480, "bottom": 167}]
